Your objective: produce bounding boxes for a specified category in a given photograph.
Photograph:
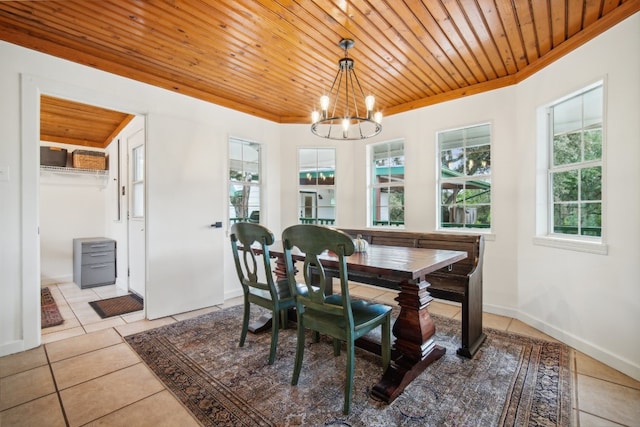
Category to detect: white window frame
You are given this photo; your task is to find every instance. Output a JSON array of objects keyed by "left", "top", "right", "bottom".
[
  {"left": 534, "top": 80, "right": 608, "bottom": 255},
  {"left": 228, "top": 136, "right": 262, "bottom": 226},
  {"left": 436, "top": 123, "right": 492, "bottom": 232},
  {"left": 367, "top": 139, "right": 405, "bottom": 228}
]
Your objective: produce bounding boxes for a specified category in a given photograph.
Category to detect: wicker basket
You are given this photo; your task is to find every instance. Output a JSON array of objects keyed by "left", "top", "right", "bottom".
[{"left": 72, "top": 150, "right": 106, "bottom": 170}]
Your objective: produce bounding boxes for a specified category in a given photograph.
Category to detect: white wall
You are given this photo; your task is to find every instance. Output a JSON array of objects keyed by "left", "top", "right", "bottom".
[{"left": 514, "top": 14, "right": 640, "bottom": 379}]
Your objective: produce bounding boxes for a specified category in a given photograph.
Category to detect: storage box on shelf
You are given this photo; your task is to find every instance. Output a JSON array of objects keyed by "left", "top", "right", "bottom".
[
  {"left": 72, "top": 149, "right": 107, "bottom": 170},
  {"left": 40, "top": 146, "right": 68, "bottom": 167}
]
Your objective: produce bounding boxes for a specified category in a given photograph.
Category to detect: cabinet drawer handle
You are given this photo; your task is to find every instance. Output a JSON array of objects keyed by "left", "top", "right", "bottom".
[
  {"left": 90, "top": 253, "right": 110, "bottom": 257},
  {"left": 90, "top": 244, "right": 108, "bottom": 249},
  {"left": 90, "top": 264, "right": 110, "bottom": 269}
]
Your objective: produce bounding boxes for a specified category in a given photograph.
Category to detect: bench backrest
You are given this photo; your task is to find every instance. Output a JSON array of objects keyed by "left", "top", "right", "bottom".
[{"left": 340, "top": 229, "right": 483, "bottom": 277}]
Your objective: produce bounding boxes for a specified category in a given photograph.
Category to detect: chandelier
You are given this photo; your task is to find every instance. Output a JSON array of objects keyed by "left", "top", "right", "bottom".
[{"left": 311, "top": 38, "right": 382, "bottom": 140}]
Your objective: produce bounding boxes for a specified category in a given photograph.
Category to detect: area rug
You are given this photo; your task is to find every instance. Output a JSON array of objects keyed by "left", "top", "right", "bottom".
[
  {"left": 125, "top": 305, "right": 572, "bottom": 426},
  {"left": 89, "top": 294, "right": 143, "bottom": 318},
  {"left": 41, "top": 287, "right": 64, "bottom": 328}
]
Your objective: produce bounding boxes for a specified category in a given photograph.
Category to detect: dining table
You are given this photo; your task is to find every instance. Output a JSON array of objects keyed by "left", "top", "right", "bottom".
[{"left": 263, "top": 241, "right": 468, "bottom": 404}]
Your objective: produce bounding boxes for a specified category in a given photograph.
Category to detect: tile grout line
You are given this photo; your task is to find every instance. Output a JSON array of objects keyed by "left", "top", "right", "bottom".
[{"left": 43, "top": 344, "right": 71, "bottom": 427}]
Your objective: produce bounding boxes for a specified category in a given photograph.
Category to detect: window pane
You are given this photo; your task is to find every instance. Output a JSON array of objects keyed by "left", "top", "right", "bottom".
[
  {"left": 552, "top": 170, "right": 578, "bottom": 201},
  {"left": 581, "top": 166, "right": 602, "bottom": 201},
  {"left": 441, "top": 147, "right": 464, "bottom": 175},
  {"left": 581, "top": 203, "right": 601, "bottom": 236},
  {"left": 467, "top": 144, "right": 491, "bottom": 176},
  {"left": 370, "top": 140, "right": 404, "bottom": 227},
  {"left": 554, "top": 203, "right": 578, "bottom": 234},
  {"left": 229, "top": 138, "right": 261, "bottom": 224},
  {"left": 553, "top": 132, "right": 581, "bottom": 166},
  {"left": 299, "top": 148, "right": 336, "bottom": 224},
  {"left": 553, "top": 95, "right": 582, "bottom": 134},
  {"left": 132, "top": 146, "right": 144, "bottom": 181},
  {"left": 583, "top": 86, "right": 603, "bottom": 129},
  {"left": 584, "top": 129, "right": 602, "bottom": 161},
  {"left": 132, "top": 182, "right": 143, "bottom": 218}
]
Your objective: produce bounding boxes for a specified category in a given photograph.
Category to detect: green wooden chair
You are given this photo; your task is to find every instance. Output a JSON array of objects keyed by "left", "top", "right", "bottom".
[
  {"left": 230, "top": 222, "right": 298, "bottom": 365},
  {"left": 281, "top": 224, "right": 392, "bottom": 414}
]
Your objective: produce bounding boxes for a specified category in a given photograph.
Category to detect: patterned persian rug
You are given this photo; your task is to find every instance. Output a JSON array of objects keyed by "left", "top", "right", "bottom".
[
  {"left": 41, "top": 287, "right": 64, "bottom": 328},
  {"left": 125, "top": 305, "right": 572, "bottom": 426}
]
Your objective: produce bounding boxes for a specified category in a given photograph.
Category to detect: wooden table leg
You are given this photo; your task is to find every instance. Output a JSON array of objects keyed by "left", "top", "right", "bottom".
[{"left": 371, "top": 279, "right": 445, "bottom": 403}]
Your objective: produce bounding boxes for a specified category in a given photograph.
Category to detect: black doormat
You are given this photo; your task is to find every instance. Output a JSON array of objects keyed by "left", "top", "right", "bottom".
[
  {"left": 89, "top": 294, "right": 143, "bottom": 318},
  {"left": 41, "top": 287, "right": 64, "bottom": 328}
]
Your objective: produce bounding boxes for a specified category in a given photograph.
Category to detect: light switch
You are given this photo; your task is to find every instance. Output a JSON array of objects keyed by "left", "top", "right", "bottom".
[{"left": 0, "top": 166, "right": 9, "bottom": 182}]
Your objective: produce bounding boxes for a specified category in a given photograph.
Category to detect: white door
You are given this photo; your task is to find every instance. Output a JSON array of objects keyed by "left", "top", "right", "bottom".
[
  {"left": 144, "top": 115, "right": 225, "bottom": 319},
  {"left": 128, "top": 128, "right": 146, "bottom": 297}
]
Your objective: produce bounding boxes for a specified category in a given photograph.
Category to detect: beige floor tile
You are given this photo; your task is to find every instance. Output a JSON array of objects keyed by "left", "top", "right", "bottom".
[
  {"left": 173, "top": 305, "right": 221, "bottom": 321},
  {"left": 577, "top": 374, "right": 640, "bottom": 426},
  {"left": 218, "top": 295, "right": 244, "bottom": 308},
  {"left": 578, "top": 411, "right": 622, "bottom": 426},
  {"left": 84, "top": 390, "right": 200, "bottom": 427},
  {"left": 373, "top": 290, "right": 399, "bottom": 306},
  {"left": 41, "top": 326, "right": 87, "bottom": 344},
  {"left": 0, "top": 393, "right": 66, "bottom": 427},
  {"left": 122, "top": 310, "right": 146, "bottom": 323},
  {"left": 52, "top": 343, "right": 141, "bottom": 390},
  {"left": 83, "top": 317, "right": 127, "bottom": 333},
  {"left": 46, "top": 328, "right": 123, "bottom": 362},
  {"left": 92, "top": 285, "right": 129, "bottom": 300},
  {"left": 506, "top": 319, "right": 558, "bottom": 342},
  {"left": 0, "top": 365, "right": 56, "bottom": 411},
  {"left": 60, "top": 363, "right": 164, "bottom": 427},
  {"left": 71, "top": 305, "right": 106, "bottom": 325},
  {"left": 41, "top": 315, "right": 82, "bottom": 335},
  {"left": 482, "top": 312, "right": 512, "bottom": 331},
  {"left": 349, "top": 284, "right": 387, "bottom": 300},
  {"left": 428, "top": 300, "right": 461, "bottom": 318},
  {"left": 60, "top": 289, "right": 100, "bottom": 304},
  {"left": 115, "top": 317, "right": 176, "bottom": 337},
  {"left": 576, "top": 351, "right": 640, "bottom": 390},
  {"left": 0, "top": 346, "right": 47, "bottom": 378}
]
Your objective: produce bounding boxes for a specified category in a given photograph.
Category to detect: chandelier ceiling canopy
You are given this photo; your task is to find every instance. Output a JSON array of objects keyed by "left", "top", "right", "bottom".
[{"left": 311, "top": 38, "right": 382, "bottom": 140}]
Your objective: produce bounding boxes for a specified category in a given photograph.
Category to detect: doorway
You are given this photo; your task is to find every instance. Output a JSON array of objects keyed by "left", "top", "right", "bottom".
[{"left": 38, "top": 95, "right": 146, "bottom": 338}]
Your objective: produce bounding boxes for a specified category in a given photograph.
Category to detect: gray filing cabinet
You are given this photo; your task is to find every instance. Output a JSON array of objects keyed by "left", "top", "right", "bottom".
[{"left": 73, "top": 238, "right": 117, "bottom": 289}]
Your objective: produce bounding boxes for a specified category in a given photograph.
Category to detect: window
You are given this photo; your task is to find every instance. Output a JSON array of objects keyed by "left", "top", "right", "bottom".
[
  {"left": 131, "top": 144, "right": 144, "bottom": 218},
  {"left": 437, "top": 123, "right": 491, "bottom": 230},
  {"left": 548, "top": 83, "right": 603, "bottom": 238},
  {"left": 369, "top": 140, "right": 404, "bottom": 227},
  {"left": 229, "top": 137, "right": 261, "bottom": 225},
  {"left": 298, "top": 148, "right": 336, "bottom": 225}
]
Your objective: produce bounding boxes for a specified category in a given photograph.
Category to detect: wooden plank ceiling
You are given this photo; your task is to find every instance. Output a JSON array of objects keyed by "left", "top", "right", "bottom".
[
  {"left": 40, "top": 95, "right": 135, "bottom": 148},
  {"left": 1, "top": 0, "right": 638, "bottom": 146}
]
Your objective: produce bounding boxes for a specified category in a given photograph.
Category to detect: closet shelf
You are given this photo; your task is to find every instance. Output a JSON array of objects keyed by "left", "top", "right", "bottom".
[{"left": 40, "top": 165, "right": 109, "bottom": 187}]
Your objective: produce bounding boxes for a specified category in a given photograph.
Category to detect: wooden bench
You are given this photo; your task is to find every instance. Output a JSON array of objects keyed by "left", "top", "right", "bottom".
[{"left": 338, "top": 228, "right": 486, "bottom": 358}]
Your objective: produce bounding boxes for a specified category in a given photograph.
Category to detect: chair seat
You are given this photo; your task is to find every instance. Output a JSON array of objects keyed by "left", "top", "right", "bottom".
[{"left": 305, "top": 296, "right": 391, "bottom": 339}]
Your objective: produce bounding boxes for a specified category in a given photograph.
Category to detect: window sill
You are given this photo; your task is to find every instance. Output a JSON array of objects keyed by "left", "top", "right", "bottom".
[{"left": 532, "top": 236, "right": 608, "bottom": 255}]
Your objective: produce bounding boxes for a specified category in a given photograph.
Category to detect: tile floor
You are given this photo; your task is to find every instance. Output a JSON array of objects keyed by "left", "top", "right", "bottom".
[{"left": 1, "top": 282, "right": 639, "bottom": 426}]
